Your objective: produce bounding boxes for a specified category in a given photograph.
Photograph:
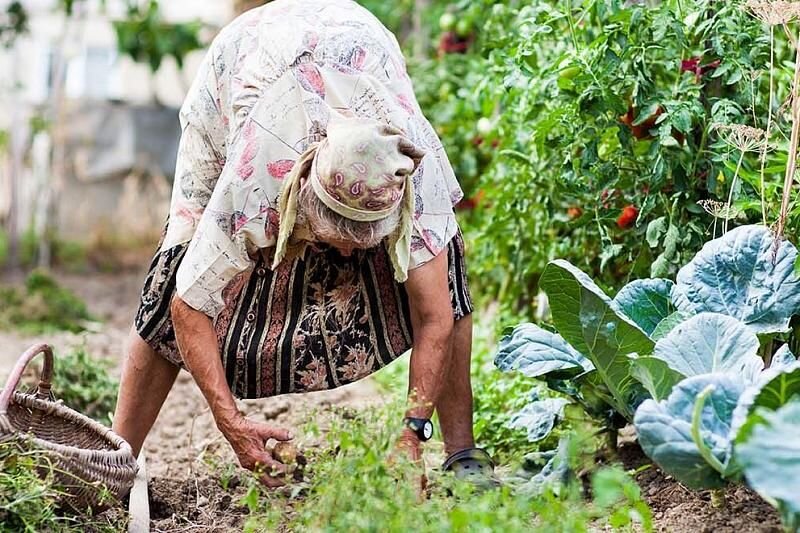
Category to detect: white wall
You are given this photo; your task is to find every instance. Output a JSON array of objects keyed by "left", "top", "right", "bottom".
[
  {"left": 0, "top": 0, "right": 233, "bottom": 119},
  {"left": 0, "top": 0, "right": 235, "bottom": 247}
]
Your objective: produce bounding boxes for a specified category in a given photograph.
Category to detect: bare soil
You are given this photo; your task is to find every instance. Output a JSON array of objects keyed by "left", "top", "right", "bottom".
[
  {"left": 0, "top": 269, "right": 787, "bottom": 532},
  {"left": 618, "top": 443, "right": 782, "bottom": 533}
]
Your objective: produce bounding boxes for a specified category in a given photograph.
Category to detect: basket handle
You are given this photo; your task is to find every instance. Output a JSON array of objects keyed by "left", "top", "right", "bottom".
[{"left": 0, "top": 343, "right": 54, "bottom": 415}]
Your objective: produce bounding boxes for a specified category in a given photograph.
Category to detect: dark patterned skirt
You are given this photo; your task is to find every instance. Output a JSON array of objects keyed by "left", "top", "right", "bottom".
[{"left": 134, "top": 231, "right": 473, "bottom": 400}]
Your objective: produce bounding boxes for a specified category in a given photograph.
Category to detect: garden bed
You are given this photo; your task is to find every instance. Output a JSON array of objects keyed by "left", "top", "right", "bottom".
[
  {"left": 618, "top": 443, "right": 781, "bottom": 533},
  {"left": 0, "top": 270, "right": 790, "bottom": 531}
]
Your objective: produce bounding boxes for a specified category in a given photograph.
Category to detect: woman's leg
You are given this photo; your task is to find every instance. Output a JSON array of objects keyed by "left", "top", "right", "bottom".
[
  {"left": 113, "top": 327, "right": 180, "bottom": 456},
  {"left": 436, "top": 313, "right": 476, "bottom": 456}
]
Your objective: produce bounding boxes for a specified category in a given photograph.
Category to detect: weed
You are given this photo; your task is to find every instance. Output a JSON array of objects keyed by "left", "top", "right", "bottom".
[
  {"left": 0, "top": 270, "right": 92, "bottom": 334},
  {"left": 0, "top": 441, "right": 63, "bottom": 532},
  {"left": 591, "top": 467, "right": 654, "bottom": 531},
  {"left": 0, "top": 440, "right": 124, "bottom": 532},
  {"left": 50, "top": 348, "right": 119, "bottom": 425},
  {"left": 233, "top": 400, "right": 652, "bottom": 532}
]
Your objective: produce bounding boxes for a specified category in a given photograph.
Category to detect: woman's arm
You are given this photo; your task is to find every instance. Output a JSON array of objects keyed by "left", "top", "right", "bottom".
[{"left": 170, "top": 295, "right": 292, "bottom": 486}]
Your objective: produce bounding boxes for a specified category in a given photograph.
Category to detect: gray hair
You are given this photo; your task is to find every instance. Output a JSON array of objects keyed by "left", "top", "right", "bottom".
[{"left": 296, "top": 183, "right": 401, "bottom": 248}]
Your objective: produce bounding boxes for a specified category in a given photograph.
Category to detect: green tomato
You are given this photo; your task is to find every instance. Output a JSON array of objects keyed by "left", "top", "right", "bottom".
[
  {"left": 558, "top": 66, "right": 580, "bottom": 80},
  {"left": 455, "top": 19, "right": 472, "bottom": 38},
  {"left": 439, "top": 12, "right": 456, "bottom": 31}
]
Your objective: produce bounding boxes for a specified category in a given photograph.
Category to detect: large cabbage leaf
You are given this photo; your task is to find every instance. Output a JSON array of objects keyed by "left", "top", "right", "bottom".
[
  {"left": 771, "top": 344, "right": 797, "bottom": 370},
  {"left": 634, "top": 374, "right": 746, "bottom": 489},
  {"left": 508, "top": 397, "right": 570, "bottom": 443},
  {"left": 651, "top": 310, "right": 693, "bottom": 341},
  {"left": 736, "top": 401, "right": 800, "bottom": 531},
  {"left": 612, "top": 279, "right": 675, "bottom": 335},
  {"left": 629, "top": 356, "right": 683, "bottom": 402},
  {"left": 731, "top": 354, "right": 800, "bottom": 438},
  {"left": 651, "top": 313, "right": 763, "bottom": 383},
  {"left": 540, "top": 260, "right": 653, "bottom": 420},
  {"left": 672, "top": 225, "right": 800, "bottom": 334},
  {"left": 495, "top": 323, "right": 594, "bottom": 379}
]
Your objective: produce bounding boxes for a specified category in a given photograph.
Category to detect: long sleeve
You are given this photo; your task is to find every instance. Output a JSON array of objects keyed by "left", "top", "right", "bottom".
[{"left": 161, "top": 34, "right": 229, "bottom": 252}]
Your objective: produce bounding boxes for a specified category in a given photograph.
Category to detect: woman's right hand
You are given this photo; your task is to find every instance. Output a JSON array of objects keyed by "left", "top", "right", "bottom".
[{"left": 219, "top": 415, "right": 294, "bottom": 487}]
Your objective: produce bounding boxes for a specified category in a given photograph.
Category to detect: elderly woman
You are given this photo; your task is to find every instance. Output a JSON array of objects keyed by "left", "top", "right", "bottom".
[{"left": 112, "top": 0, "right": 493, "bottom": 487}]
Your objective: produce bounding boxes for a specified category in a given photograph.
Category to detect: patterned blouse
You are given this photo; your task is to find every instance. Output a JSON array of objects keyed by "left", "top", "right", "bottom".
[{"left": 163, "top": 0, "right": 463, "bottom": 317}]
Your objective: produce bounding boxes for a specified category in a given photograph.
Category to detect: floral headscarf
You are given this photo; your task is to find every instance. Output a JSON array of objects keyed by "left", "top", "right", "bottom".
[{"left": 274, "top": 116, "right": 425, "bottom": 282}]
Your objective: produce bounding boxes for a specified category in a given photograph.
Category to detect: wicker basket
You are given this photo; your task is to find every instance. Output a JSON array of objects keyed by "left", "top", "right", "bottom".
[{"left": 0, "top": 343, "right": 138, "bottom": 513}]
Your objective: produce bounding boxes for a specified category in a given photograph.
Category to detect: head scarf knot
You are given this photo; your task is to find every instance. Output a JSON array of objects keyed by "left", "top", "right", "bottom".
[{"left": 274, "top": 116, "right": 425, "bottom": 282}]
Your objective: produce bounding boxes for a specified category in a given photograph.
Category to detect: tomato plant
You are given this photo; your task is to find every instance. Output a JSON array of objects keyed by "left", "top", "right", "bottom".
[{"left": 364, "top": 0, "right": 800, "bottom": 321}]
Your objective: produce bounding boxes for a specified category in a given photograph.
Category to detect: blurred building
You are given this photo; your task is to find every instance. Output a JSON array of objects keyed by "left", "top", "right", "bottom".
[{"left": 0, "top": 0, "right": 237, "bottom": 258}]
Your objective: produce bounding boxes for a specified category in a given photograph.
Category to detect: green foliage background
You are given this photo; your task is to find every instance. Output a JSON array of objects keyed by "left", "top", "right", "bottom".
[
  {"left": 360, "top": 0, "right": 798, "bottom": 322},
  {"left": 0, "top": 271, "right": 92, "bottom": 334}
]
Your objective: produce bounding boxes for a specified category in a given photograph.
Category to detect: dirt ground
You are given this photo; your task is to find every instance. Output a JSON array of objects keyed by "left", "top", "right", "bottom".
[
  {"left": 0, "top": 269, "right": 383, "bottom": 531},
  {"left": 0, "top": 269, "right": 787, "bottom": 532},
  {"left": 617, "top": 443, "right": 782, "bottom": 533}
]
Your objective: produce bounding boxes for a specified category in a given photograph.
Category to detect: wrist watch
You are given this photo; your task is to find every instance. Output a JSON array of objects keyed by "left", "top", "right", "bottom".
[{"left": 403, "top": 417, "right": 434, "bottom": 441}]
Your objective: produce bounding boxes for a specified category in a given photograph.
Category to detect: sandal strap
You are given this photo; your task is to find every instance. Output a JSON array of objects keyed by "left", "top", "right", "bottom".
[{"left": 442, "top": 447, "right": 495, "bottom": 471}]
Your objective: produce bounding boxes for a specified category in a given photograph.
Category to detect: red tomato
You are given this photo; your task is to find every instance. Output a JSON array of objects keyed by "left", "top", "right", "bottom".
[{"left": 617, "top": 205, "right": 639, "bottom": 229}]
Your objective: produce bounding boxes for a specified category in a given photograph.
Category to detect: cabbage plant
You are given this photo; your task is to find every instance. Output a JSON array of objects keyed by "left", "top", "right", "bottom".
[{"left": 496, "top": 225, "right": 800, "bottom": 523}]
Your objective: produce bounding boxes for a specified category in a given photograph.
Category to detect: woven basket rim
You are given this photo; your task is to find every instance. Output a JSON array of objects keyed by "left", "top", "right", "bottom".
[{"left": 2, "top": 390, "right": 135, "bottom": 464}]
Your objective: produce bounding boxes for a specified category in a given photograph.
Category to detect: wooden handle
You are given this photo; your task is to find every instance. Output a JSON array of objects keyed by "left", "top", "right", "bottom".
[{"left": 0, "top": 343, "right": 54, "bottom": 414}]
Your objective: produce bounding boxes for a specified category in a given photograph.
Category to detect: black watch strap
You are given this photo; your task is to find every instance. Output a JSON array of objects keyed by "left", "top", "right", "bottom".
[{"left": 403, "top": 417, "right": 433, "bottom": 441}]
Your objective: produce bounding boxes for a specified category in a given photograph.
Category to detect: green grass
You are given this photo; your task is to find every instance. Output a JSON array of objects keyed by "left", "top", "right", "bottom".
[
  {"left": 0, "top": 440, "right": 124, "bottom": 532},
  {"left": 49, "top": 348, "right": 119, "bottom": 425},
  {"left": 235, "top": 400, "right": 652, "bottom": 532},
  {"left": 0, "top": 270, "right": 93, "bottom": 334}
]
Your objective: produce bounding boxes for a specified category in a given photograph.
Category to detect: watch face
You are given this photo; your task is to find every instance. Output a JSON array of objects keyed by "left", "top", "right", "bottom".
[{"left": 422, "top": 420, "right": 433, "bottom": 440}]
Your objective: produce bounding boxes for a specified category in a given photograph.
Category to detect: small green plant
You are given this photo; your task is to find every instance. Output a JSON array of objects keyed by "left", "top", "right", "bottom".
[
  {"left": 591, "top": 466, "right": 653, "bottom": 531},
  {"left": 235, "top": 399, "right": 651, "bottom": 532},
  {"left": 0, "top": 441, "right": 63, "bottom": 532},
  {"left": 0, "top": 270, "right": 92, "bottom": 334},
  {"left": 0, "top": 440, "right": 125, "bottom": 531},
  {"left": 49, "top": 348, "right": 119, "bottom": 425}
]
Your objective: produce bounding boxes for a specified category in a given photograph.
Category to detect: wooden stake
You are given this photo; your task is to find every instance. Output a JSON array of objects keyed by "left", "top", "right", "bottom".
[{"left": 776, "top": 27, "right": 800, "bottom": 242}]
